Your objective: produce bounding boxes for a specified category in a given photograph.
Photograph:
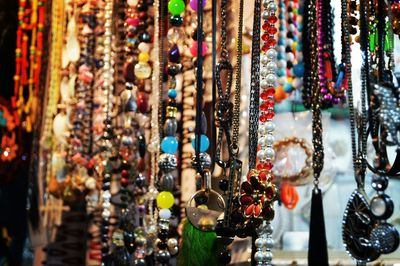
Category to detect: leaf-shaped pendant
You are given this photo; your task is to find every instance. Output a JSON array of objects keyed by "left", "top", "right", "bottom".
[
  {"left": 53, "top": 112, "right": 68, "bottom": 144},
  {"left": 60, "top": 77, "right": 70, "bottom": 103},
  {"left": 66, "top": 18, "right": 80, "bottom": 63},
  {"left": 342, "top": 189, "right": 380, "bottom": 262}
]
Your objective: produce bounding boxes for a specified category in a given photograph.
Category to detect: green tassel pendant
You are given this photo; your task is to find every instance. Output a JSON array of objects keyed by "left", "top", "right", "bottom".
[{"left": 178, "top": 219, "right": 223, "bottom": 266}]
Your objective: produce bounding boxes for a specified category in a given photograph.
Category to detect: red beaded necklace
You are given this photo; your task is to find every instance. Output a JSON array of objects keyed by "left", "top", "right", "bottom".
[{"left": 12, "top": 0, "right": 45, "bottom": 132}]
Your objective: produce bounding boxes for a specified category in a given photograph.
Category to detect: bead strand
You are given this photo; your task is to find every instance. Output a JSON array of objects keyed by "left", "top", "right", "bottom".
[
  {"left": 154, "top": 0, "right": 186, "bottom": 263},
  {"left": 255, "top": 1, "right": 278, "bottom": 265}
]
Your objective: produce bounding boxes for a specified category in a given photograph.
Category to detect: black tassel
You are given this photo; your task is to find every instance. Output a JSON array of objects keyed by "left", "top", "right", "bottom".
[{"left": 308, "top": 188, "right": 329, "bottom": 266}]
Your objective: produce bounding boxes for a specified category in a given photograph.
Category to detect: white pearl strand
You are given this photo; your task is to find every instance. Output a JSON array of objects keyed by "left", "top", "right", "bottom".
[
  {"left": 255, "top": 1, "right": 277, "bottom": 265},
  {"left": 101, "top": 0, "right": 114, "bottom": 223}
]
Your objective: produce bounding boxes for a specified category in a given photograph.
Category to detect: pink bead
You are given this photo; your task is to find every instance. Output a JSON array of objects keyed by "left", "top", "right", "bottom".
[
  {"left": 190, "top": 41, "right": 207, "bottom": 57},
  {"left": 189, "top": 0, "right": 206, "bottom": 11},
  {"left": 126, "top": 17, "right": 140, "bottom": 26}
]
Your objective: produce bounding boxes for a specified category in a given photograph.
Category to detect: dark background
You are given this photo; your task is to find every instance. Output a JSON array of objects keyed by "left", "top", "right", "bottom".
[{"left": 0, "top": 0, "right": 29, "bottom": 265}]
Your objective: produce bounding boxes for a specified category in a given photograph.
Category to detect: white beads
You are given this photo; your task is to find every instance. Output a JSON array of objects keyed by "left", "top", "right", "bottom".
[
  {"left": 159, "top": 208, "right": 172, "bottom": 219},
  {"left": 277, "top": 59, "right": 286, "bottom": 68},
  {"left": 260, "top": 79, "right": 269, "bottom": 89},
  {"left": 286, "top": 52, "right": 295, "bottom": 62},
  {"left": 257, "top": 149, "right": 267, "bottom": 160},
  {"left": 266, "top": 61, "right": 277, "bottom": 72},
  {"left": 258, "top": 124, "right": 267, "bottom": 135},
  {"left": 261, "top": 54, "right": 270, "bottom": 64},
  {"left": 265, "top": 147, "right": 275, "bottom": 160},
  {"left": 260, "top": 67, "right": 269, "bottom": 77},
  {"left": 267, "top": 2, "right": 277, "bottom": 12},
  {"left": 266, "top": 74, "right": 277, "bottom": 86},
  {"left": 265, "top": 237, "right": 274, "bottom": 248},
  {"left": 138, "top": 42, "right": 151, "bottom": 53},
  {"left": 265, "top": 134, "right": 275, "bottom": 145},
  {"left": 255, "top": 237, "right": 267, "bottom": 248},
  {"left": 254, "top": 251, "right": 264, "bottom": 262},
  {"left": 266, "top": 49, "right": 277, "bottom": 60},
  {"left": 265, "top": 121, "right": 275, "bottom": 132}
]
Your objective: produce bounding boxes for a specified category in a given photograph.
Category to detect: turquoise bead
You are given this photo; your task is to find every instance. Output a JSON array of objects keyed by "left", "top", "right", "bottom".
[
  {"left": 168, "top": 0, "right": 185, "bottom": 15},
  {"left": 191, "top": 134, "right": 210, "bottom": 153},
  {"left": 168, "top": 89, "right": 177, "bottom": 98},
  {"left": 278, "top": 39, "right": 285, "bottom": 46},
  {"left": 277, "top": 68, "right": 285, "bottom": 77},
  {"left": 284, "top": 84, "right": 294, "bottom": 93},
  {"left": 161, "top": 136, "right": 178, "bottom": 154},
  {"left": 277, "top": 53, "right": 284, "bottom": 60}
]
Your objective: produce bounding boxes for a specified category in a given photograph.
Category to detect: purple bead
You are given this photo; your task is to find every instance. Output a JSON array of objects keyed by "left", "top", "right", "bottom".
[
  {"left": 332, "top": 97, "right": 341, "bottom": 105},
  {"left": 189, "top": 0, "right": 206, "bottom": 11},
  {"left": 320, "top": 88, "right": 328, "bottom": 94},
  {"left": 323, "top": 93, "right": 333, "bottom": 101},
  {"left": 169, "top": 44, "right": 180, "bottom": 63},
  {"left": 138, "top": 204, "right": 146, "bottom": 213}
]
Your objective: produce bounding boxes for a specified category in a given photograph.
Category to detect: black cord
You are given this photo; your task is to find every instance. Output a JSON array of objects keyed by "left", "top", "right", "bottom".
[
  {"left": 211, "top": 0, "right": 217, "bottom": 174},
  {"left": 195, "top": 0, "right": 205, "bottom": 176}
]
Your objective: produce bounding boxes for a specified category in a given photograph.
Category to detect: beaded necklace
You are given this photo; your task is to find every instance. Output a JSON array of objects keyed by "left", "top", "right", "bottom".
[
  {"left": 154, "top": 0, "right": 185, "bottom": 263},
  {"left": 12, "top": 0, "right": 45, "bottom": 133},
  {"left": 242, "top": 1, "right": 278, "bottom": 265}
]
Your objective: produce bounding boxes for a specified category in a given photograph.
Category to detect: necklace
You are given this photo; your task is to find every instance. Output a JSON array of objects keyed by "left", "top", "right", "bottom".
[
  {"left": 154, "top": 0, "right": 185, "bottom": 263},
  {"left": 12, "top": 0, "right": 45, "bottom": 133},
  {"left": 306, "top": 0, "right": 329, "bottom": 265},
  {"left": 342, "top": 0, "right": 382, "bottom": 262},
  {"left": 241, "top": 1, "right": 278, "bottom": 265},
  {"left": 213, "top": 0, "right": 244, "bottom": 264}
]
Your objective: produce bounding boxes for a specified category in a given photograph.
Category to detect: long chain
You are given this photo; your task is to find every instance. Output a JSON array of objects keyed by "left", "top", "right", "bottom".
[
  {"left": 158, "top": 0, "right": 165, "bottom": 140},
  {"left": 342, "top": 0, "right": 367, "bottom": 188},
  {"left": 311, "top": 0, "right": 324, "bottom": 182},
  {"left": 231, "top": 0, "right": 244, "bottom": 150},
  {"left": 359, "top": 0, "right": 371, "bottom": 178},
  {"left": 215, "top": 0, "right": 234, "bottom": 169},
  {"left": 248, "top": 0, "right": 262, "bottom": 169}
]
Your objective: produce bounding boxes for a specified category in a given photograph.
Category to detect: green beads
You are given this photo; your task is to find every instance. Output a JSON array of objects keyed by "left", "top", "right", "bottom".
[{"left": 168, "top": 0, "right": 185, "bottom": 15}]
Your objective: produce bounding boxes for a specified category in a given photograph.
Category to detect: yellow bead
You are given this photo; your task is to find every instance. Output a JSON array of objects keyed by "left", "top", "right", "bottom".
[
  {"left": 156, "top": 191, "right": 174, "bottom": 209},
  {"left": 138, "top": 52, "right": 150, "bottom": 63}
]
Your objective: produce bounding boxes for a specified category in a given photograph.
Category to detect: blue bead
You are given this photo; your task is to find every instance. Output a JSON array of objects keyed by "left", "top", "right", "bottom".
[
  {"left": 191, "top": 134, "right": 210, "bottom": 153},
  {"left": 277, "top": 68, "right": 286, "bottom": 77},
  {"left": 278, "top": 39, "right": 285, "bottom": 46},
  {"left": 168, "top": 89, "right": 177, "bottom": 98},
  {"left": 297, "top": 43, "right": 302, "bottom": 51},
  {"left": 161, "top": 136, "right": 178, "bottom": 154},
  {"left": 293, "top": 63, "right": 305, "bottom": 77},
  {"left": 277, "top": 53, "right": 284, "bottom": 60},
  {"left": 284, "top": 84, "right": 294, "bottom": 93}
]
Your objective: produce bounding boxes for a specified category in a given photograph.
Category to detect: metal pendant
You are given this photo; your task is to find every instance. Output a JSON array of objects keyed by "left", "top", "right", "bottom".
[
  {"left": 186, "top": 171, "right": 225, "bottom": 231},
  {"left": 370, "top": 222, "right": 400, "bottom": 254},
  {"left": 342, "top": 189, "right": 380, "bottom": 262}
]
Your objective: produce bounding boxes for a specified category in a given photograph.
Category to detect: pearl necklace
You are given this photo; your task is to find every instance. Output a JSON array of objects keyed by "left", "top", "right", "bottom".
[{"left": 255, "top": 0, "right": 278, "bottom": 265}]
